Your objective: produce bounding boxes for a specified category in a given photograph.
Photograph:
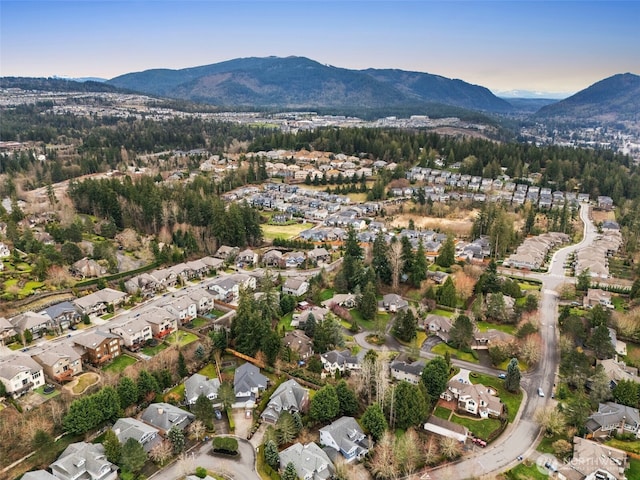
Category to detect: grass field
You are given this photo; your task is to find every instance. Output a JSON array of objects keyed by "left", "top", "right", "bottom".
[
  {"left": 505, "top": 462, "right": 549, "bottom": 480},
  {"left": 103, "top": 354, "right": 137, "bottom": 373},
  {"left": 166, "top": 331, "right": 198, "bottom": 347},
  {"left": 35, "top": 385, "right": 61, "bottom": 399},
  {"left": 164, "top": 383, "right": 185, "bottom": 403},
  {"left": 627, "top": 458, "right": 640, "bottom": 479},
  {"left": 605, "top": 438, "right": 640, "bottom": 455},
  {"left": 319, "top": 288, "right": 335, "bottom": 302},
  {"left": 431, "top": 308, "right": 454, "bottom": 318},
  {"left": 431, "top": 343, "right": 479, "bottom": 363},
  {"left": 471, "top": 372, "right": 523, "bottom": 423},
  {"left": 277, "top": 312, "right": 294, "bottom": 332},
  {"left": 433, "top": 406, "right": 452, "bottom": 420},
  {"left": 476, "top": 321, "right": 517, "bottom": 335},
  {"left": 198, "top": 363, "right": 218, "bottom": 378},
  {"left": 262, "top": 222, "right": 314, "bottom": 240},
  {"left": 142, "top": 342, "right": 168, "bottom": 356},
  {"left": 625, "top": 341, "right": 640, "bottom": 368},
  {"left": 349, "top": 308, "right": 390, "bottom": 331},
  {"left": 190, "top": 317, "right": 209, "bottom": 328},
  {"left": 450, "top": 414, "right": 501, "bottom": 441},
  {"left": 72, "top": 373, "right": 99, "bottom": 394}
]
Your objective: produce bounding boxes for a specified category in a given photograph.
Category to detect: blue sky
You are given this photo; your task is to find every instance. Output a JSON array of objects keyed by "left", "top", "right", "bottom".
[{"left": 1, "top": 1, "right": 639, "bottom": 96}]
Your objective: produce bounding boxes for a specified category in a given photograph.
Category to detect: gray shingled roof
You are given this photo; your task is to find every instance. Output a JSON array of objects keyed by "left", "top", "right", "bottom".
[
  {"left": 184, "top": 373, "right": 221, "bottom": 404},
  {"left": 234, "top": 363, "right": 268, "bottom": 396},
  {"left": 261, "top": 379, "right": 307, "bottom": 423},
  {"left": 279, "top": 442, "right": 334, "bottom": 480}
]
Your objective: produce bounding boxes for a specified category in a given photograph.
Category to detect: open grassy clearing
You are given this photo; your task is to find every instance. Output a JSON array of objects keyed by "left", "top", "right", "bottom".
[
  {"left": 72, "top": 373, "right": 100, "bottom": 394},
  {"left": 476, "top": 321, "right": 517, "bottom": 334},
  {"left": 605, "top": 438, "right": 640, "bottom": 455},
  {"left": 433, "top": 406, "right": 452, "bottom": 420},
  {"left": 431, "top": 343, "right": 479, "bottom": 363},
  {"left": 504, "top": 462, "right": 549, "bottom": 480},
  {"left": 277, "top": 312, "right": 294, "bottom": 332},
  {"left": 262, "top": 222, "right": 314, "bottom": 240},
  {"left": 431, "top": 308, "right": 454, "bottom": 318}
]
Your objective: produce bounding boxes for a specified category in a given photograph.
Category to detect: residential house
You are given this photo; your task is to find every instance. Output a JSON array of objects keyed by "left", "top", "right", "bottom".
[
  {"left": 291, "top": 307, "right": 328, "bottom": 328},
  {"left": 320, "top": 350, "right": 360, "bottom": 374},
  {"left": 472, "top": 329, "right": 515, "bottom": 350},
  {"left": 319, "top": 416, "right": 370, "bottom": 463},
  {"left": 72, "top": 330, "right": 121, "bottom": 366},
  {"left": 584, "top": 288, "right": 613, "bottom": 309},
  {"left": 73, "top": 288, "right": 127, "bottom": 316},
  {"left": 200, "top": 256, "right": 224, "bottom": 273},
  {"left": 556, "top": 437, "right": 627, "bottom": 480},
  {"left": 321, "top": 293, "right": 357, "bottom": 309},
  {"left": 283, "top": 251, "right": 306, "bottom": 268},
  {"left": 10, "top": 311, "right": 52, "bottom": 339},
  {"left": 597, "top": 196, "right": 614, "bottom": 211},
  {"left": 108, "top": 316, "right": 153, "bottom": 350},
  {"left": 441, "top": 379, "right": 503, "bottom": 418},
  {"left": 140, "top": 402, "right": 195, "bottom": 435},
  {"left": 31, "top": 342, "right": 83, "bottom": 383},
  {"left": 185, "top": 289, "right": 215, "bottom": 314},
  {"left": 39, "top": 301, "right": 81, "bottom": 332},
  {"left": 307, "top": 248, "right": 331, "bottom": 264},
  {"left": 0, "top": 351, "right": 45, "bottom": 398},
  {"left": 50, "top": 442, "right": 117, "bottom": 480},
  {"left": 21, "top": 471, "right": 57, "bottom": 480},
  {"left": 137, "top": 307, "right": 178, "bottom": 339},
  {"left": 112, "top": 417, "right": 162, "bottom": 453},
  {"left": 261, "top": 379, "right": 309, "bottom": 424},
  {"left": 234, "top": 363, "right": 268, "bottom": 408},
  {"left": 389, "top": 359, "right": 425, "bottom": 385},
  {"left": 427, "top": 314, "right": 453, "bottom": 342},
  {"left": 164, "top": 297, "right": 197, "bottom": 324},
  {"left": 597, "top": 359, "right": 640, "bottom": 388},
  {"left": 379, "top": 293, "right": 409, "bottom": 313},
  {"left": 424, "top": 415, "right": 469, "bottom": 443},
  {"left": 71, "top": 258, "right": 106, "bottom": 278},
  {"left": 184, "top": 373, "right": 221, "bottom": 406},
  {"left": 214, "top": 245, "right": 239, "bottom": 261},
  {"left": 586, "top": 402, "right": 640, "bottom": 439},
  {"left": 283, "top": 277, "right": 309, "bottom": 297},
  {"left": 237, "top": 249, "right": 259, "bottom": 266},
  {"left": 0, "top": 316, "right": 17, "bottom": 344},
  {"left": 148, "top": 268, "right": 178, "bottom": 290},
  {"left": 278, "top": 442, "right": 334, "bottom": 480},
  {"left": 283, "top": 330, "right": 314, "bottom": 360},
  {"left": 263, "top": 250, "right": 283, "bottom": 267}
]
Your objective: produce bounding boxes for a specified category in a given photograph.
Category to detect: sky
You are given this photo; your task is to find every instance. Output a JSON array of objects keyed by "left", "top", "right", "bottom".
[{"left": 1, "top": 1, "right": 639, "bottom": 97}]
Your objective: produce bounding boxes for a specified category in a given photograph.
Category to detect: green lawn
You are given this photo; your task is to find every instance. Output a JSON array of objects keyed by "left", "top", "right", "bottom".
[
  {"left": 470, "top": 372, "right": 523, "bottom": 423},
  {"left": 72, "top": 373, "right": 99, "bottom": 394},
  {"left": 625, "top": 341, "right": 640, "bottom": 368},
  {"left": 433, "top": 406, "right": 452, "bottom": 421},
  {"left": 102, "top": 354, "right": 137, "bottom": 373},
  {"left": 277, "top": 312, "right": 294, "bottom": 332},
  {"left": 349, "top": 308, "right": 390, "bottom": 331},
  {"left": 431, "top": 308, "right": 454, "bottom": 318},
  {"left": 431, "top": 343, "right": 479, "bottom": 363},
  {"left": 537, "top": 433, "right": 569, "bottom": 454},
  {"left": 612, "top": 296, "right": 627, "bottom": 312},
  {"left": 505, "top": 462, "right": 549, "bottom": 480},
  {"left": 164, "top": 383, "right": 185, "bottom": 403},
  {"left": 476, "top": 321, "right": 517, "bottom": 335},
  {"left": 496, "top": 358, "right": 528, "bottom": 372},
  {"left": 627, "top": 458, "right": 640, "bottom": 479},
  {"left": 190, "top": 317, "right": 209, "bottom": 328},
  {"left": 19, "top": 281, "right": 45, "bottom": 296},
  {"left": 35, "top": 385, "right": 61, "bottom": 399},
  {"left": 101, "top": 313, "right": 115, "bottom": 320},
  {"left": 605, "top": 438, "right": 640, "bottom": 455},
  {"left": 262, "top": 222, "right": 314, "bottom": 240},
  {"left": 450, "top": 414, "right": 501, "bottom": 441},
  {"left": 198, "top": 363, "right": 218, "bottom": 378},
  {"left": 165, "top": 331, "right": 198, "bottom": 347},
  {"left": 518, "top": 282, "right": 542, "bottom": 291},
  {"left": 142, "top": 342, "right": 169, "bottom": 356},
  {"left": 319, "top": 288, "right": 335, "bottom": 302}
]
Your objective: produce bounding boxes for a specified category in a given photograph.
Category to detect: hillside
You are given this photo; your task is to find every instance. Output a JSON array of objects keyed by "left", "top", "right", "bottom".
[
  {"left": 535, "top": 73, "right": 640, "bottom": 122},
  {"left": 0, "top": 77, "right": 127, "bottom": 93},
  {"left": 107, "top": 56, "right": 512, "bottom": 113}
]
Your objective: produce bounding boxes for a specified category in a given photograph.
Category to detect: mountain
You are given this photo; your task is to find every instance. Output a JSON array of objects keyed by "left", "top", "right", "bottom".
[
  {"left": 0, "top": 77, "right": 125, "bottom": 93},
  {"left": 107, "top": 56, "right": 512, "bottom": 114},
  {"left": 535, "top": 73, "right": 640, "bottom": 122},
  {"left": 503, "top": 97, "right": 559, "bottom": 113}
]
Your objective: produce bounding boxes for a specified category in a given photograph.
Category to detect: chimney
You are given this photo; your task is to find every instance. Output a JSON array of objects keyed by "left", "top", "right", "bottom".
[{"left": 157, "top": 408, "right": 163, "bottom": 415}]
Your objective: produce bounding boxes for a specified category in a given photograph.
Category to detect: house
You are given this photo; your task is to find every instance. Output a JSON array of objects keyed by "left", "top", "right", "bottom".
[
  {"left": 10, "top": 311, "right": 52, "bottom": 339},
  {"left": 214, "top": 245, "right": 239, "bottom": 261},
  {"left": 140, "top": 402, "right": 195, "bottom": 435},
  {"left": 237, "top": 249, "right": 259, "bottom": 266},
  {"left": 125, "top": 273, "right": 159, "bottom": 297},
  {"left": 283, "top": 251, "right": 306, "bottom": 268},
  {"left": 185, "top": 289, "right": 215, "bottom": 314},
  {"left": 234, "top": 363, "right": 268, "bottom": 408},
  {"left": 164, "top": 297, "right": 197, "bottom": 324},
  {"left": 389, "top": 359, "right": 425, "bottom": 385},
  {"left": 424, "top": 415, "right": 469, "bottom": 443},
  {"left": 283, "top": 277, "right": 309, "bottom": 297},
  {"left": 31, "top": 342, "right": 83, "bottom": 383},
  {"left": 597, "top": 358, "right": 640, "bottom": 388},
  {"left": 0, "top": 351, "right": 45, "bottom": 398},
  {"left": 584, "top": 288, "right": 613, "bottom": 309},
  {"left": 472, "top": 329, "right": 515, "bottom": 350},
  {"left": 307, "top": 247, "right": 331, "bottom": 264},
  {"left": 441, "top": 379, "right": 503, "bottom": 418},
  {"left": 427, "top": 314, "right": 453, "bottom": 342},
  {"left": 597, "top": 196, "right": 614, "bottom": 211},
  {"left": 556, "top": 437, "right": 627, "bottom": 480},
  {"left": 291, "top": 307, "right": 328, "bottom": 328},
  {"left": 0, "top": 316, "right": 17, "bottom": 344},
  {"left": 263, "top": 250, "right": 283, "bottom": 267},
  {"left": 73, "top": 288, "right": 128, "bottom": 316},
  {"left": 283, "top": 330, "right": 314, "bottom": 359},
  {"left": 50, "top": 442, "right": 117, "bottom": 480},
  {"left": 586, "top": 402, "right": 640, "bottom": 439},
  {"left": 72, "top": 330, "right": 121, "bottom": 366},
  {"left": 320, "top": 350, "right": 360, "bottom": 374},
  {"left": 184, "top": 373, "right": 221, "bottom": 405},
  {"left": 278, "top": 442, "right": 334, "bottom": 480},
  {"left": 108, "top": 316, "right": 153, "bottom": 349},
  {"left": 321, "top": 293, "right": 357, "bottom": 309},
  {"left": 137, "top": 307, "right": 178, "bottom": 339},
  {"left": 379, "top": 293, "right": 408, "bottom": 313},
  {"left": 21, "top": 471, "right": 57, "bottom": 480},
  {"left": 112, "top": 417, "right": 162, "bottom": 453},
  {"left": 0, "top": 242, "right": 10, "bottom": 258},
  {"left": 39, "top": 301, "right": 81, "bottom": 332},
  {"left": 261, "top": 379, "right": 309, "bottom": 424},
  {"left": 71, "top": 257, "right": 106, "bottom": 278},
  {"left": 319, "top": 416, "right": 370, "bottom": 462}
]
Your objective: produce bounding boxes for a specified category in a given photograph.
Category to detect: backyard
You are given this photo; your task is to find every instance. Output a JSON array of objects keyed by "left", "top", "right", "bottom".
[
  {"left": 431, "top": 343, "right": 479, "bottom": 363},
  {"left": 165, "top": 331, "right": 198, "bottom": 347},
  {"left": 102, "top": 354, "right": 137, "bottom": 373},
  {"left": 142, "top": 342, "right": 169, "bottom": 356}
]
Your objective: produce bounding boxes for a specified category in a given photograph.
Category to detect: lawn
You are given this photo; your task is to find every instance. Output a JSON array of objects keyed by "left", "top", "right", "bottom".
[
  {"left": 262, "top": 222, "right": 314, "bottom": 240},
  {"left": 397, "top": 330, "right": 427, "bottom": 349},
  {"left": 103, "top": 354, "right": 137, "bottom": 373},
  {"left": 19, "top": 281, "right": 45, "bottom": 296},
  {"left": 431, "top": 343, "right": 479, "bottom": 363},
  {"left": 450, "top": 414, "right": 501, "bottom": 441},
  {"left": 72, "top": 373, "right": 99, "bottom": 394},
  {"left": 605, "top": 438, "right": 640, "bottom": 455},
  {"left": 476, "top": 321, "right": 517, "bottom": 335},
  {"left": 349, "top": 308, "right": 390, "bottom": 331},
  {"left": 505, "top": 462, "right": 549, "bottom": 480},
  {"left": 518, "top": 282, "right": 542, "bottom": 291},
  {"left": 165, "top": 331, "right": 198, "bottom": 347},
  {"left": 164, "top": 383, "right": 185, "bottom": 403},
  {"left": 612, "top": 296, "right": 626, "bottom": 312},
  {"left": 35, "top": 385, "right": 61, "bottom": 399},
  {"left": 627, "top": 458, "right": 640, "bottom": 479},
  {"left": 431, "top": 308, "right": 454, "bottom": 318},
  {"left": 142, "top": 342, "right": 169, "bottom": 356},
  {"left": 190, "top": 317, "right": 209, "bottom": 328},
  {"left": 319, "top": 288, "right": 335, "bottom": 302},
  {"left": 198, "top": 363, "right": 218, "bottom": 378},
  {"left": 537, "top": 433, "right": 569, "bottom": 454},
  {"left": 470, "top": 372, "right": 523, "bottom": 423},
  {"left": 433, "top": 406, "right": 452, "bottom": 421},
  {"left": 101, "top": 313, "right": 115, "bottom": 320},
  {"left": 277, "top": 312, "right": 294, "bottom": 332},
  {"left": 496, "top": 358, "right": 528, "bottom": 372},
  {"left": 625, "top": 342, "right": 640, "bottom": 368}
]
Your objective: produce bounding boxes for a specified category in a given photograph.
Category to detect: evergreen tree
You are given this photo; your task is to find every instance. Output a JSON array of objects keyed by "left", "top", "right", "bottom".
[
  {"left": 177, "top": 351, "right": 188, "bottom": 378},
  {"left": 342, "top": 226, "right": 364, "bottom": 291},
  {"left": 391, "top": 381, "right": 429, "bottom": 430},
  {"left": 336, "top": 380, "right": 359, "bottom": 416},
  {"left": 400, "top": 236, "right": 415, "bottom": 279},
  {"left": 193, "top": 394, "right": 215, "bottom": 428},
  {"left": 392, "top": 309, "right": 417, "bottom": 342},
  {"left": 449, "top": 315, "right": 474, "bottom": 350},
  {"left": 359, "top": 281, "right": 378, "bottom": 321},
  {"left": 310, "top": 384, "right": 340, "bottom": 422},
  {"left": 505, "top": 358, "right": 521, "bottom": 393},
  {"left": 303, "top": 313, "right": 316, "bottom": 338},
  {"left": 137, "top": 369, "right": 161, "bottom": 402},
  {"left": 421, "top": 356, "right": 450, "bottom": 403},
  {"left": 103, "top": 429, "right": 122, "bottom": 464},
  {"left": 120, "top": 438, "right": 147, "bottom": 475},
  {"left": 361, "top": 403, "right": 388, "bottom": 441},
  {"left": 168, "top": 426, "right": 185, "bottom": 454},
  {"left": 264, "top": 440, "right": 280, "bottom": 470},
  {"left": 589, "top": 324, "right": 616, "bottom": 360},
  {"left": 372, "top": 231, "right": 392, "bottom": 285},
  {"left": 436, "top": 235, "right": 455, "bottom": 268},
  {"left": 410, "top": 240, "right": 428, "bottom": 287},
  {"left": 613, "top": 380, "right": 640, "bottom": 408},
  {"left": 436, "top": 277, "right": 457, "bottom": 308},
  {"left": 282, "top": 462, "right": 298, "bottom": 480}
]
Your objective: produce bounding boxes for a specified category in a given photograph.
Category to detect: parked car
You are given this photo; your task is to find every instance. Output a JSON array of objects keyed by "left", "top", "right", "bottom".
[
  {"left": 214, "top": 410, "right": 222, "bottom": 420},
  {"left": 538, "top": 387, "right": 545, "bottom": 397},
  {"left": 498, "top": 373, "right": 506, "bottom": 379}
]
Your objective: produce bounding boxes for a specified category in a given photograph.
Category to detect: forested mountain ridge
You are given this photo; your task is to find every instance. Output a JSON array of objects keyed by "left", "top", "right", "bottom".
[
  {"left": 0, "top": 77, "right": 129, "bottom": 94},
  {"left": 535, "top": 73, "right": 640, "bottom": 121},
  {"left": 107, "top": 56, "right": 512, "bottom": 113}
]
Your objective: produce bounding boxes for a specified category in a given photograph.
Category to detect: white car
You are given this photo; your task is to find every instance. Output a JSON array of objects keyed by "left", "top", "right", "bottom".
[{"left": 538, "top": 387, "right": 545, "bottom": 397}]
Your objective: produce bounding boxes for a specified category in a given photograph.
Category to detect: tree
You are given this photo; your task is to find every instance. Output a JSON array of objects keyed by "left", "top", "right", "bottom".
[
  {"left": 282, "top": 462, "right": 298, "bottom": 480},
  {"left": 361, "top": 402, "right": 387, "bottom": 441},
  {"left": 613, "top": 380, "right": 640, "bottom": 408},
  {"left": 589, "top": 366, "right": 613, "bottom": 405},
  {"left": 421, "top": 356, "right": 450, "bottom": 403},
  {"left": 217, "top": 381, "right": 235, "bottom": 411},
  {"left": 535, "top": 407, "right": 566, "bottom": 437},
  {"left": 32, "top": 429, "right": 53, "bottom": 450},
  {"left": 449, "top": 314, "right": 474, "bottom": 350},
  {"left": 117, "top": 377, "right": 138, "bottom": 410},
  {"left": 103, "top": 429, "right": 122, "bottom": 464},
  {"left": 312, "top": 313, "right": 344, "bottom": 354},
  {"left": 120, "top": 437, "right": 147, "bottom": 475},
  {"left": 439, "top": 436, "right": 462, "bottom": 460},
  {"left": 193, "top": 394, "right": 215, "bottom": 429},
  {"left": 303, "top": 313, "right": 316, "bottom": 338},
  {"left": 137, "top": 369, "right": 161, "bottom": 402},
  {"left": 359, "top": 281, "right": 378, "bottom": 321},
  {"left": 336, "top": 380, "right": 358, "bottom": 416},
  {"left": 310, "top": 384, "right": 340, "bottom": 422},
  {"left": 410, "top": 240, "right": 428, "bottom": 287},
  {"left": 486, "top": 292, "right": 509, "bottom": 323},
  {"left": 168, "top": 426, "right": 186, "bottom": 455},
  {"left": 436, "top": 277, "right": 457, "bottom": 308},
  {"left": 396, "top": 428, "right": 422, "bottom": 477},
  {"left": 188, "top": 420, "right": 207, "bottom": 442},
  {"left": 276, "top": 412, "right": 298, "bottom": 445},
  {"left": 505, "top": 358, "right": 521, "bottom": 392},
  {"left": 177, "top": 351, "right": 188, "bottom": 378},
  {"left": 149, "top": 440, "right": 172, "bottom": 466},
  {"left": 436, "top": 235, "right": 455, "bottom": 268},
  {"left": 392, "top": 309, "right": 417, "bottom": 343},
  {"left": 589, "top": 324, "right": 615, "bottom": 360},
  {"left": 264, "top": 439, "right": 280, "bottom": 470},
  {"left": 390, "top": 381, "right": 428, "bottom": 430},
  {"left": 342, "top": 226, "right": 364, "bottom": 291},
  {"left": 367, "top": 432, "right": 397, "bottom": 479},
  {"left": 576, "top": 268, "right": 591, "bottom": 292},
  {"left": 372, "top": 231, "right": 392, "bottom": 285}
]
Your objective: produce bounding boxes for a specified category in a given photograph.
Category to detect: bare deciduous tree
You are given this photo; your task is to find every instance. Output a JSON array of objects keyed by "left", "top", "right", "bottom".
[
  {"left": 535, "top": 406, "right": 566, "bottom": 436},
  {"left": 149, "top": 440, "right": 173, "bottom": 466},
  {"left": 388, "top": 240, "right": 404, "bottom": 293},
  {"left": 188, "top": 420, "right": 206, "bottom": 442},
  {"left": 439, "top": 436, "right": 462, "bottom": 460}
]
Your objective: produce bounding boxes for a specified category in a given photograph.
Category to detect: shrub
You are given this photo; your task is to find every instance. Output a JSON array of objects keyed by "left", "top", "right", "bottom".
[
  {"left": 195, "top": 467, "right": 207, "bottom": 478},
  {"left": 212, "top": 436, "right": 238, "bottom": 454}
]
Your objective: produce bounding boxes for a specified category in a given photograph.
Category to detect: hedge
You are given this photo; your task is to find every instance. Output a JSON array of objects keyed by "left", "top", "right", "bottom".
[
  {"left": 212, "top": 436, "right": 238, "bottom": 454},
  {"left": 226, "top": 408, "right": 235, "bottom": 432}
]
